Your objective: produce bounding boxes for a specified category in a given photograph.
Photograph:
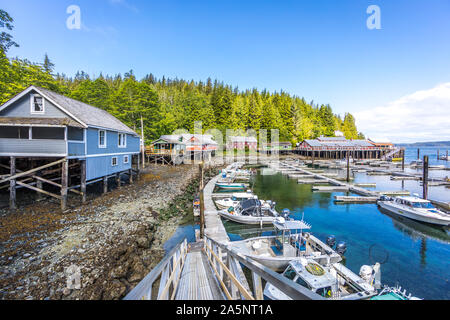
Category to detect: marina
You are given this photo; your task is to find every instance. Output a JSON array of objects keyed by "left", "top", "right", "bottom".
[{"left": 128, "top": 154, "right": 450, "bottom": 300}]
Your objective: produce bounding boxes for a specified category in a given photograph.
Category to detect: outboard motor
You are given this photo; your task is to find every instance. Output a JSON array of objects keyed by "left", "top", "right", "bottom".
[
  {"left": 336, "top": 241, "right": 347, "bottom": 255},
  {"left": 281, "top": 209, "right": 291, "bottom": 219},
  {"left": 326, "top": 235, "right": 336, "bottom": 248}
]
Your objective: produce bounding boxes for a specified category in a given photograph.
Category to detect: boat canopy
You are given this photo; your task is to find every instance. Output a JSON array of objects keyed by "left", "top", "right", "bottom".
[{"left": 273, "top": 219, "right": 311, "bottom": 230}]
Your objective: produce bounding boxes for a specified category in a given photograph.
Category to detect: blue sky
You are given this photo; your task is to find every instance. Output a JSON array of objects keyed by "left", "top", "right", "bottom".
[{"left": 3, "top": 0, "right": 450, "bottom": 142}]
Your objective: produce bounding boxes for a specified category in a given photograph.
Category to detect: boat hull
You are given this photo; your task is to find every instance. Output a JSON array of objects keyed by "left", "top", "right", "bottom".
[
  {"left": 378, "top": 201, "right": 450, "bottom": 226},
  {"left": 218, "top": 211, "right": 277, "bottom": 225}
]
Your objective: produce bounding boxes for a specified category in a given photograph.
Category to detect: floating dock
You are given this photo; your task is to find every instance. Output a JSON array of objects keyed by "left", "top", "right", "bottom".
[{"left": 334, "top": 196, "right": 378, "bottom": 203}]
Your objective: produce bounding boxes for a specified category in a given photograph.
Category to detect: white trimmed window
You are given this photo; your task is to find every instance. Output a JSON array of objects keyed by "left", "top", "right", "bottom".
[
  {"left": 118, "top": 133, "right": 127, "bottom": 148},
  {"left": 98, "top": 130, "right": 106, "bottom": 148},
  {"left": 123, "top": 155, "right": 129, "bottom": 164},
  {"left": 111, "top": 156, "right": 118, "bottom": 166},
  {"left": 30, "top": 94, "right": 45, "bottom": 114}
]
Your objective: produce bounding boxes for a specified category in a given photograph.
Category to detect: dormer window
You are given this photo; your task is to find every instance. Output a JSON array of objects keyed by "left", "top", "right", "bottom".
[{"left": 30, "top": 94, "right": 44, "bottom": 114}]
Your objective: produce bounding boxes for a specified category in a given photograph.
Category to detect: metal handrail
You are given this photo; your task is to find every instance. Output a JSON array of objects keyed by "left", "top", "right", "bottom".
[
  {"left": 123, "top": 238, "right": 187, "bottom": 300},
  {"left": 204, "top": 236, "right": 325, "bottom": 300}
]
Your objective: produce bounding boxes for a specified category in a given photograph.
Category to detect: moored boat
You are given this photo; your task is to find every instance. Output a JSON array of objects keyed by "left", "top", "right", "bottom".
[
  {"left": 264, "top": 259, "right": 380, "bottom": 300},
  {"left": 218, "top": 198, "right": 279, "bottom": 225},
  {"left": 228, "top": 218, "right": 341, "bottom": 272},
  {"left": 215, "top": 182, "right": 247, "bottom": 190},
  {"left": 377, "top": 195, "right": 450, "bottom": 226}
]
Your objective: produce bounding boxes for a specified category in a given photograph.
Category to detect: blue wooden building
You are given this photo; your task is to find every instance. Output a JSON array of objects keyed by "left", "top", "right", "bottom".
[{"left": 0, "top": 86, "right": 141, "bottom": 210}]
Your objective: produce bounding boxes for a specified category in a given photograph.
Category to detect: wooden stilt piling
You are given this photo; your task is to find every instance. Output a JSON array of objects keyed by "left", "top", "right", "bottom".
[
  {"left": 81, "top": 160, "right": 87, "bottom": 203},
  {"left": 9, "top": 157, "right": 16, "bottom": 210},
  {"left": 61, "top": 159, "right": 68, "bottom": 211}
]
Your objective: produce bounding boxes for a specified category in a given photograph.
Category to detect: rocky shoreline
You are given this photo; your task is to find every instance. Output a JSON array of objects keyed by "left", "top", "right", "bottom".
[{"left": 0, "top": 163, "right": 219, "bottom": 300}]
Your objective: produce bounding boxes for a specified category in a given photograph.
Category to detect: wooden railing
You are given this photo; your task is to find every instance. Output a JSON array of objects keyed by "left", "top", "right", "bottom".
[
  {"left": 123, "top": 238, "right": 188, "bottom": 300},
  {"left": 203, "top": 236, "right": 324, "bottom": 300}
]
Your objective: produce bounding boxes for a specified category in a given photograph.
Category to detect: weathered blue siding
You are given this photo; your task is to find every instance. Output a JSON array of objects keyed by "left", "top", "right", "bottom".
[
  {"left": 68, "top": 142, "right": 85, "bottom": 156},
  {"left": 86, "top": 128, "right": 139, "bottom": 156},
  {"left": 86, "top": 155, "right": 132, "bottom": 181},
  {"left": 0, "top": 90, "right": 67, "bottom": 118}
]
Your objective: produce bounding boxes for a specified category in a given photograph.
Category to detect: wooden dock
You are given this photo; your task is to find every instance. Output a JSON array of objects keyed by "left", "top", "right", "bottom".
[{"left": 124, "top": 162, "right": 326, "bottom": 301}]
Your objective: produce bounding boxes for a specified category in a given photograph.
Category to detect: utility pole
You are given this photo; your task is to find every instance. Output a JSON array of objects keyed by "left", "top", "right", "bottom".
[
  {"left": 141, "top": 115, "right": 145, "bottom": 169},
  {"left": 423, "top": 155, "right": 429, "bottom": 200},
  {"left": 199, "top": 162, "right": 205, "bottom": 239}
]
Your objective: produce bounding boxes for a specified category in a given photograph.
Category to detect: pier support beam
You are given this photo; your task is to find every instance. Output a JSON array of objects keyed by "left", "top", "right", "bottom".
[
  {"left": 9, "top": 157, "right": 16, "bottom": 210},
  {"left": 103, "top": 176, "right": 108, "bottom": 194},
  {"left": 116, "top": 172, "right": 121, "bottom": 188},
  {"left": 81, "top": 160, "right": 87, "bottom": 203},
  {"left": 61, "top": 159, "right": 68, "bottom": 211}
]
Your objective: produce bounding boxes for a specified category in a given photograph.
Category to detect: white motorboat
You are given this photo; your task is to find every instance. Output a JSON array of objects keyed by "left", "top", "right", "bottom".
[
  {"left": 264, "top": 259, "right": 380, "bottom": 300},
  {"left": 228, "top": 217, "right": 341, "bottom": 271},
  {"left": 218, "top": 199, "right": 279, "bottom": 225},
  {"left": 377, "top": 196, "right": 450, "bottom": 226},
  {"left": 214, "top": 191, "right": 258, "bottom": 209}
]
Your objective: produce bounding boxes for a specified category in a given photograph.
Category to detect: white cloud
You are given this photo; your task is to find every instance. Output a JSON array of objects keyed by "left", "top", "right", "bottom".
[
  {"left": 108, "top": 0, "right": 139, "bottom": 13},
  {"left": 355, "top": 83, "right": 450, "bottom": 143}
]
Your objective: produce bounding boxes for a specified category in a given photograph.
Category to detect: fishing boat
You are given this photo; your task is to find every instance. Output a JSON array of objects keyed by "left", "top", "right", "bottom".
[
  {"left": 215, "top": 181, "right": 247, "bottom": 190},
  {"left": 218, "top": 199, "right": 279, "bottom": 225},
  {"left": 228, "top": 217, "right": 341, "bottom": 271},
  {"left": 377, "top": 195, "right": 450, "bottom": 226},
  {"left": 214, "top": 191, "right": 258, "bottom": 209},
  {"left": 264, "top": 258, "right": 380, "bottom": 300},
  {"left": 371, "top": 285, "right": 421, "bottom": 300}
]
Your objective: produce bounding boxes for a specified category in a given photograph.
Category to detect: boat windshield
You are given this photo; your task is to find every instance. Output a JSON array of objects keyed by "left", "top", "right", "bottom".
[{"left": 411, "top": 202, "right": 435, "bottom": 209}]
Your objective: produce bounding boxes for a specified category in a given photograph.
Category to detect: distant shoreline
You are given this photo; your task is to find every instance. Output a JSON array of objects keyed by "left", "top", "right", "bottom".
[{"left": 395, "top": 141, "right": 450, "bottom": 147}]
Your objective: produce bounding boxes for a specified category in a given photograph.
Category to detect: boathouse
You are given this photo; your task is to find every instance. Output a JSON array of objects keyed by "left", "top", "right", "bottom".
[
  {"left": 147, "top": 134, "right": 218, "bottom": 164},
  {"left": 0, "top": 86, "right": 141, "bottom": 210},
  {"left": 295, "top": 136, "right": 387, "bottom": 159},
  {"left": 227, "top": 136, "right": 258, "bottom": 150}
]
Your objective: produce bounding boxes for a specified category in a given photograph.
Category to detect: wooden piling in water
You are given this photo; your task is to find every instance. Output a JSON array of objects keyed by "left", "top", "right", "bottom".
[{"left": 423, "top": 155, "right": 429, "bottom": 200}]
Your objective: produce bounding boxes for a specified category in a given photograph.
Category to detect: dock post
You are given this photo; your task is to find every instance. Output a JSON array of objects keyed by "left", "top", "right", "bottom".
[
  {"left": 311, "top": 150, "right": 315, "bottom": 166},
  {"left": 423, "top": 155, "right": 429, "bottom": 200},
  {"left": 81, "top": 160, "right": 87, "bottom": 203},
  {"left": 103, "top": 176, "right": 108, "bottom": 194},
  {"left": 9, "top": 156, "right": 16, "bottom": 210},
  {"left": 61, "top": 159, "right": 68, "bottom": 211},
  {"left": 447, "top": 150, "right": 449, "bottom": 161},
  {"left": 437, "top": 149, "right": 439, "bottom": 161},
  {"left": 346, "top": 154, "right": 350, "bottom": 182},
  {"left": 129, "top": 169, "right": 133, "bottom": 184},
  {"left": 417, "top": 148, "right": 420, "bottom": 160},
  {"left": 199, "top": 163, "right": 205, "bottom": 239},
  {"left": 401, "top": 148, "right": 405, "bottom": 171}
]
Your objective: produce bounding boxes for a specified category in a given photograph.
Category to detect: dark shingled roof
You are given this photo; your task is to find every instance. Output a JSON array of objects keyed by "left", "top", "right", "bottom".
[
  {"left": 35, "top": 87, "right": 138, "bottom": 135},
  {"left": 0, "top": 117, "right": 84, "bottom": 128}
]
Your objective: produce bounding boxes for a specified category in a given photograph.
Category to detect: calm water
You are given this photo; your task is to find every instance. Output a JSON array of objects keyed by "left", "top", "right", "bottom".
[
  {"left": 224, "top": 170, "right": 450, "bottom": 300},
  {"left": 403, "top": 146, "right": 450, "bottom": 168}
]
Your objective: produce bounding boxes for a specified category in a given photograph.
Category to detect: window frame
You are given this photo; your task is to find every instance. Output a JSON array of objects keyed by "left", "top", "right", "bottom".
[
  {"left": 123, "top": 155, "right": 129, "bottom": 164},
  {"left": 30, "top": 94, "right": 45, "bottom": 114},
  {"left": 98, "top": 130, "right": 107, "bottom": 148},
  {"left": 111, "top": 156, "right": 118, "bottom": 166},
  {"left": 118, "top": 133, "right": 127, "bottom": 148}
]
